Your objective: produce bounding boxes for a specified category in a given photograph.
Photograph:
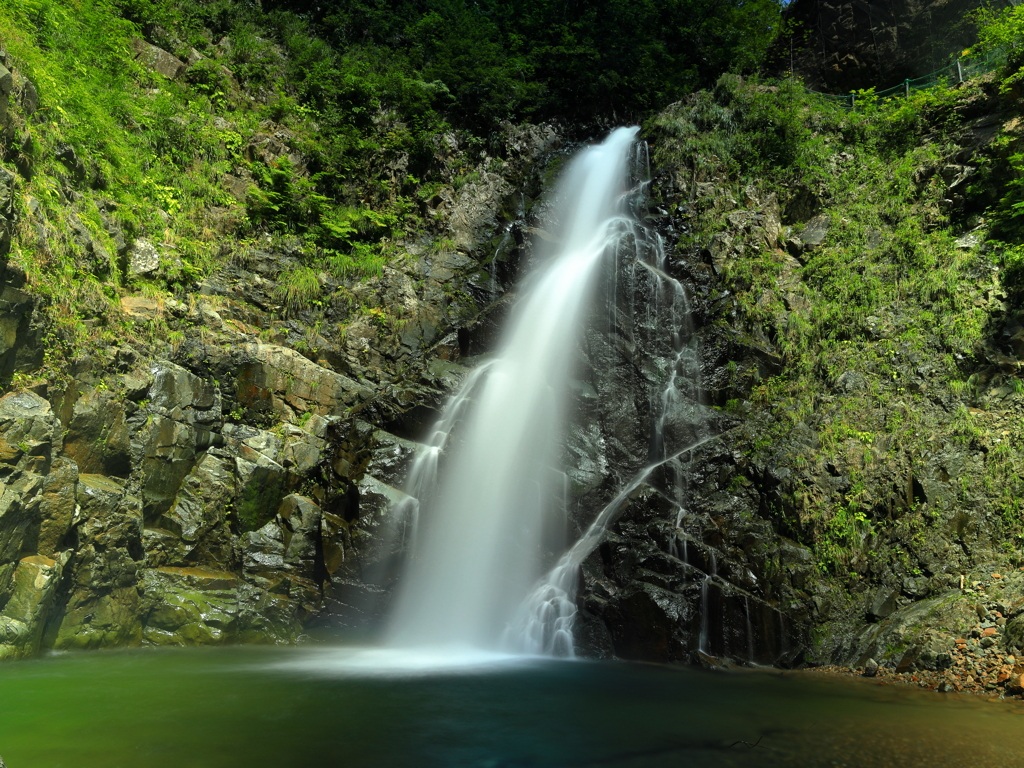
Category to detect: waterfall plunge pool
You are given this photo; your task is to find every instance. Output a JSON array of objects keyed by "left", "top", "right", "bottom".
[{"left": 1, "top": 646, "right": 1022, "bottom": 767}]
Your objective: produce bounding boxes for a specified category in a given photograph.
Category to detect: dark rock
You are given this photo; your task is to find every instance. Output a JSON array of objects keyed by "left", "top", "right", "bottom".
[
  {"left": 54, "top": 143, "right": 86, "bottom": 183},
  {"left": 1003, "top": 614, "right": 1024, "bottom": 651},
  {"left": 52, "top": 474, "right": 144, "bottom": 650},
  {"left": 140, "top": 567, "right": 239, "bottom": 646},
  {"left": 869, "top": 588, "right": 898, "bottom": 620},
  {"left": 797, "top": 214, "right": 829, "bottom": 247},
  {"left": 61, "top": 385, "right": 131, "bottom": 477},
  {"left": 863, "top": 657, "right": 879, "bottom": 677},
  {"left": 783, "top": 0, "right": 985, "bottom": 93},
  {"left": 21, "top": 78, "right": 38, "bottom": 114}
]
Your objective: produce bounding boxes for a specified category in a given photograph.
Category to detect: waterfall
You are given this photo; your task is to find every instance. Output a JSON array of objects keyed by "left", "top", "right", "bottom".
[
  {"left": 386, "top": 127, "right": 641, "bottom": 651},
  {"left": 504, "top": 142, "right": 711, "bottom": 657}
]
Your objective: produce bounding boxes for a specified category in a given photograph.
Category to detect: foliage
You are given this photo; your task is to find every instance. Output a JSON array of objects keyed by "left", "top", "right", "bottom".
[
  {"left": 968, "top": 4, "right": 1024, "bottom": 94},
  {"left": 649, "top": 71, "right": 1024, "bottom": 576},
  {"left": 966, "top": 8, "right": 1024, "bottom": 290},
  {"left": 275, "top": 266, "right": 322, "bottom": 311},
  {"left": 0, "top": 0, "right": 790, "bottom": 383},
  {"left": 295, "top": 0, "right": 785, "bottom": 127}
]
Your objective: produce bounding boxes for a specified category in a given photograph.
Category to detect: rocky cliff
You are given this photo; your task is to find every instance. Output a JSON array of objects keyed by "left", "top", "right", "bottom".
[
  {"left": 583, "top": 72, "right": 1024, "bottom": 682},
  {"left": 780, "top": 0, "right": 990, "bottom": 92}
]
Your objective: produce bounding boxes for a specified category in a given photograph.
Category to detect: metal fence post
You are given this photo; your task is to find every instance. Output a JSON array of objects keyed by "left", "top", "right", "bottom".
[
  {"left": 956, "top": 59, "right": 964, "bottom": 84},
  {"left": 904, "top": 79, "right": 910, "bottom": 98}
]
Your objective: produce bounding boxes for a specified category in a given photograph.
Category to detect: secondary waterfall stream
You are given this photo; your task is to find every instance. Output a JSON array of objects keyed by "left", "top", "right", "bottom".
[{"left": 387, "top": 126, "right": 704, "bottom": 655}]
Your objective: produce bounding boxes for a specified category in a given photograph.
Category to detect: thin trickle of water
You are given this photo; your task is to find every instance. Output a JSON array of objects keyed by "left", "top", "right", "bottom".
[
  {"left": 508, "top": 434, "right": 719, "bottom": 654},
  {"left": 779, "top": 612, "right": 790, "bottom": 664},
  {"left": 387, "top": 128, "right": 641, "bottom": 651},
  {"left": 488, "top": 229, "right": 512, "bottom": 302},
  {"left": 667, "top": 504, "right": 688, "bottom": 561},
  {"left": 699, "top": 550, "right": 717, "bottom": 655},
  {"left": 744, "top": 596, "right": 755, "bottom": 663}
]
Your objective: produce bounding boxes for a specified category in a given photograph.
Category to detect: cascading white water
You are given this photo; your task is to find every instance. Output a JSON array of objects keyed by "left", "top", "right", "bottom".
[
  {"left": 506, "top": 152, "right": 713, "bottom": 657},
  {"left": 386, "top": 127, "right": 641, "bottom": 651}
]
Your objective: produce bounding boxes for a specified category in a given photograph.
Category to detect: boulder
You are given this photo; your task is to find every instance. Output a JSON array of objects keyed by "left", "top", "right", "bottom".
[
  {"left": 34, "top": 457, "right": 78, "bottom": 557},
  {"left": 133, "top": 361, "right": 222, "bottom": 520},
  {"left": 21, "top": 77, "right": 38, "bottom": 114},
  {"left": 0, "top": 554, "right": 63, "bottom": 658},
  {"left": 233, "top": 342, "right": 373, "bottom": 421},
  {"left": 135, "top": 413, "right": 197, "bottom": 520},
  {"left": 240, "top": 519, "right": 286, "bottom": 576},
  {"left": 148, "top": 360, "right": 221, "bottom": 423},
  {"left": 120, "top": 296, "right": 163, "bottom": 321},
  {"left": 131, "top": 39, "right": 186, "bottom": 80},
  {"left": 0, "top": 270, "right": 43, "bottom": 377},
  {"left": 140, "top": 567, "right": 238, "bottom": 646},
  {"left": 0, "top": 471, "right": 43, "bottom": 562},
  {"left": 155, "top": 453, "right": 236, "bottom": 567},
  {"left": 127, "top": 238, "right": 160, "bottom": 276},
  {"left": 447, "top": 171, "right": 513, "bottom": 252},
  {"left": 61, "top": 385, "right": 131, "bottom": 476},
  {"left": 278, "top": 494, "right": 321, "bottom": 575},
  {"left": 797, "top": 214, "right": 829, "bottom": 248},
  {"left": 234, "top": 450, "right": 286, "bottom": 532},
  {"left": 0, "top": 390, "right": 55, "bottom": 473}
]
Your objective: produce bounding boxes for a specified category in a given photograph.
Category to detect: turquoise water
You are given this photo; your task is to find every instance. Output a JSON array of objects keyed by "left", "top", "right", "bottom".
[{"left": 0, "top": 646, "right": 1022, "bottom": 767}]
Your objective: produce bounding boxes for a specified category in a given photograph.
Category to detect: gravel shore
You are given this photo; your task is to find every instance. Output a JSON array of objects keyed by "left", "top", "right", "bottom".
[{"left": 808, "top": 658, "right": 1024, "bottom": 699}]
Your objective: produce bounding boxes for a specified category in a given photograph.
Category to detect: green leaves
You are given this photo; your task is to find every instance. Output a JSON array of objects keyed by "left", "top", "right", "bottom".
[{"left": 306, "top": 0, "right": 784, "bottom": 128}]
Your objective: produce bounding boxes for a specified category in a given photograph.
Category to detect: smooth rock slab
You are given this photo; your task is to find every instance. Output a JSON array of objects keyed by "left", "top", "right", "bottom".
[
  {"left": 120, "top": 295, "right": 163, "bottom": 321},
  {"left": 234, "top": 343, "right": 373, "bottom": 420}
]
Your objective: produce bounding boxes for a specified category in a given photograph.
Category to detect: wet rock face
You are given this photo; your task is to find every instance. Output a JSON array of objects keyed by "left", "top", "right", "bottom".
[{"left": 548, "top": 177, "right": 808, "bottom": 666}]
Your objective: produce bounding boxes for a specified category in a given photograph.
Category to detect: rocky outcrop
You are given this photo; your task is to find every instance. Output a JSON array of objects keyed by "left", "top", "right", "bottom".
[
  {"left": 130, "top": 39, "right": 186, "bottom": 80},
  {"left": 780, "top": 0, "right": 985, "bottom": 92}
]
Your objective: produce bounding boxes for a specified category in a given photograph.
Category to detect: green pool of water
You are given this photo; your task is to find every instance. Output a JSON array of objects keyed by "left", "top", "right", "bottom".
[{"left": 0, "top": 646, "right": 1021, "bottom": 767}]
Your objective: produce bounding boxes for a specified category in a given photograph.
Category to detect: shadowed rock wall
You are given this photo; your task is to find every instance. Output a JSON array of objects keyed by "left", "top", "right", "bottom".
[{"left": 781, "top": 0, "right": 995, "bottom": 92}]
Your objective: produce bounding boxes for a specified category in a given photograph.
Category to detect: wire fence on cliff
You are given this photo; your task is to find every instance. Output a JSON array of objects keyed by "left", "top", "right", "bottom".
[{"left": 806, "top": 53, "right": 1002, "bottom": 109}]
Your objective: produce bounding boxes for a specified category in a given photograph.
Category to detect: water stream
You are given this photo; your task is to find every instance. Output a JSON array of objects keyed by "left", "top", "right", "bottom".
[
  {"left": 386, "top": 124, "right": 727, "bottom": 659},
  {"left": 387, "top": 127, "right": 643, "bottom": 651}
]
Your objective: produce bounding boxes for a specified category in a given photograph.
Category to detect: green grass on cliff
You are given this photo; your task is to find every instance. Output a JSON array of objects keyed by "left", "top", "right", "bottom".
[
  {"left": 0, "top": 0, "right": 791, "bottom": 385},
  {"left": 649, "top": 57, "right": 1024, "bottom": 580},
  {"left": 0, "top": 0, "right": 450, "bottom": 381}
]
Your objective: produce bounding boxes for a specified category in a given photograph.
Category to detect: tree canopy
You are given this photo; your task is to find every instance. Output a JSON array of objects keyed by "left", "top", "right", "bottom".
[{"left": 265, "top": 0, "right": 785, "bottom": 128}]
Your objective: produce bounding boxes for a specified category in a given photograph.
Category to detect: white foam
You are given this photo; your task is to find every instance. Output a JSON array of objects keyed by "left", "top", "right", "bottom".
[{"left": 267, "top": 646, "right": 539, "bottom": 678}]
